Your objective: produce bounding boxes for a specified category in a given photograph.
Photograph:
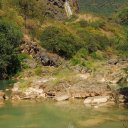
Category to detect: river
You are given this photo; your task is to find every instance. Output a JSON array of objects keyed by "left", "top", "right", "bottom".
[{"left": 0, "top": 81, "right": 128, "bottom": 128}]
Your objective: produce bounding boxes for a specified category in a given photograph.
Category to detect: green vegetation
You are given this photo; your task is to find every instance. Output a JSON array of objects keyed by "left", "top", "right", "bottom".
[
  {"left": 116, "top": 5, "right": 128, "bottom": 25},
  {"left": 40, "top": 26, "right": 80, "bottom": 58},
  {"left": 0, "top": 18, "right": 22, "bottom": 79},
  {"left": 78, "top": 0, "right": 128, "bottom": 16},
  {"left": 0, "top": 0, "right": 128, "bottom": 79},
  {"left": 34, "top": 66, "right": 42, "bottom": 76}
]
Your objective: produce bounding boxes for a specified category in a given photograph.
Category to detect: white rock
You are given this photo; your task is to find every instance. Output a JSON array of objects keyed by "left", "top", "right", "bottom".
[
  {"left": 55, "top": 94, "right": 70, "bottom": 101},
  {"left": 84, "top": 96, "right": 110, "bottom": 104}
]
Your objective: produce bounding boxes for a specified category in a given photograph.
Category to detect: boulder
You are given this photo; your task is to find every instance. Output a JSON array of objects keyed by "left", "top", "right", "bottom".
[
  {"left": 84, "top": 96, "right": 110, "bottom": 104},
  {"left": 55, "top": 94, "right": 70, "bottom": 101},
  {"left": 22, "top": 87, "right": 45, "bottom": 100},
  {"left": 108, "top": 59, "right": 118, "bottom": 65},
  {"left": 11, "top": 85, "right": 45, "bottom": 100}
]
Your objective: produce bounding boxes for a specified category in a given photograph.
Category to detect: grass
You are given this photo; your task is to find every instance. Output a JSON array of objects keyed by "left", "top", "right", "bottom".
[{"left": 18, "top": 79, "right": 32, "bottom": 90}]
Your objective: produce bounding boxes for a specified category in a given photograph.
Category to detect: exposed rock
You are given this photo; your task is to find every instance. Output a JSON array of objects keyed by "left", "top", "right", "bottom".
[
  {"left": 69, "top": 81, "right": 112, "bottom": 99},
  {"left": 55, "top": 94, "right": 70, "bottom": 101},
  {"left": 45, "top": 0, "right": 79, "bottom": 19},
  {"left": 84, "top": 96, "right": 110, "bottom": 104},
  {"left": 22, "top": 87, "right": 45, "bottom": 99},
  {"left": 108, "top": 58, "right": 118, "bottom": 65},
  {"left": 117, "top": 87, "right": 128, "bottom": 103},
  {"left": 20, "top": 35, "right": 62, "bottom": 66},
  {"left": 10, "top": 56, "right": 128, "bottom": 105},
  {"left": 11, "top": 81, "right": 46, "bottom": 100}
]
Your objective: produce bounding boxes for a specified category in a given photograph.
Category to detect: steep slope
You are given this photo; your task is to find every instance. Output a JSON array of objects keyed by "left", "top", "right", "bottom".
[
  {"left": 78, "top": 0, "right": 128, "bottom": 16},
  {"left": 45, "top": 0, "right": 79, "bottom": 19}
]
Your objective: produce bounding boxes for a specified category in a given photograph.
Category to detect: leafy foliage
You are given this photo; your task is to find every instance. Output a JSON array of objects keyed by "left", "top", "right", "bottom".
[
  {"left": 40, "top": 26, "right": 80, "bottom": 58},
  {"left": 78, "top": 0, "right": 128, "bottom": 16},
  {"left": 116, "top": 6, "right": 128, "bottom": 25},
  {"left": 77, "top": 30, "right": 112, "bottom": 53},
  {"left": 0, "top": 18, "right": 22, "bottom": 79}
]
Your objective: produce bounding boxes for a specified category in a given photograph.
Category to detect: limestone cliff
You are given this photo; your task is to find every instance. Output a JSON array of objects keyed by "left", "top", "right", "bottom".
[{"left": 45, "top": 0, "right": 79, "bottom": 19}]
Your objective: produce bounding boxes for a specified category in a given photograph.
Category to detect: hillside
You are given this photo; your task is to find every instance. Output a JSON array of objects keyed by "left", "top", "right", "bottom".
[
  {"left": 0, "top": 0, "right": 128, "bottom": 79},
  {"left": 78, "top": 0, "right": 128, "bottom": 16}
]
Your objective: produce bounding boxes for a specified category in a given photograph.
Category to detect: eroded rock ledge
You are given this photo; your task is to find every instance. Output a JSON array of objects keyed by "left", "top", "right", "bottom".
[
  {"left": 10, "top": 69, "right": 128, "bottom": 105},
  {"left": 20, "top": 35, "right": 62, "bottom": 66}
]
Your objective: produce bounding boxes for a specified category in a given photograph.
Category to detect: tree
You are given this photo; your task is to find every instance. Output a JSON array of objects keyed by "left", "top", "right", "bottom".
[{"left": 0, "top": 18, "right": 22, "bottom": 79}]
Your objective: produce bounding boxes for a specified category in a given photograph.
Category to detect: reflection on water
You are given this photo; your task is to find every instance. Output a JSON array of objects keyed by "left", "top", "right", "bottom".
[
  {"left": 0, "top": 100, "right": 128, "bottom": 128},
  {"left": 0, "top": 80, "right": 15, "bottom": 90}
]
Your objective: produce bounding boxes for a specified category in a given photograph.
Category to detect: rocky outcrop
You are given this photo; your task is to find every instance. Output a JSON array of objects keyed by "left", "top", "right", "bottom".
[
  {"left": 45, "top": 0, "right": 79, "bottom": 19},
  {"left": 54, "top": 94, "right": 70, "bottom": 101},
  {"left": 20, "top": 35, "right": 61, "bottom": 66},
  {"left": 84, "top": 96, "right": 110, "bottom": 104},
  {"left": 11, "top": 84, "right": 45, "bottom": 100},
  {"left": 10, "top": 56, "right": 128, "bottom": 105},
  {"left": 117, "top": 87, "right": 128, "bottom": 104}
]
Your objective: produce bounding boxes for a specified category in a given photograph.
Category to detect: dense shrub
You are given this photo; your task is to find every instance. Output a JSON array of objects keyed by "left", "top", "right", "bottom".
[
  {"left": 0, "top": 18, "right": 22, "bottom": 47},
  {"left": 79, "top": 20, "right": 88, "bottom": 27},
  {"left": 77, "top": 30, "right": 112, "bottom": 53},
  {"left": 116, "top": 6, "right": 128, "bottom": 25},
  {"left": 113, "top": 28, "right": 128, "bottom": 54},
  {"left": 91, "top": 50, "right": 104, "bottom": 60},
  {"left": 71, "top": 48, "right": 88, "bottom": 66},
  {"left": 40, "top": 26, "right": 80, "bottom": 58},
  {"left": 0, "top": 18, "right": 22, "bottom": 79},
  {"left": 89, "top": 20, "right": 105, "bottom": 29}
]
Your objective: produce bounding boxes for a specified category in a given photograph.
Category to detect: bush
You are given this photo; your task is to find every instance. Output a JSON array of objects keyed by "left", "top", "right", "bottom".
[
  {"left": 79, "top": 20, "right": 88, "bottom": 27},
  {"left": 116, "top": 6, "right": 128, "bottom": 25},
  {"left": 0, "top": 18, "right": 22, "bottom": 47},
  {"left": 18, "top": 53, "right": 30, "bottom": 61},
  {"left": 35, "top": 67, "right": 42, "bottom": 76},
  {"left": 40, "top": 26, "right": 80, "bottom": 58},
  {"left": 0, "top": 18, "right": 22, "bottom": 79},
  {"left": 89, "top": 20, "right": 105, "bottom": 29},
  {"left": 91, "top": 50, "right": 104, "bottom": 60},
  {"left": 113, "top": 28, "right": 128, "bottom": 54},
  {"left": 70, "top": 48, "right": 88, "bottom": 66},
  {"left": 77, "top": 30, "right": 112, "bottom": 53}
]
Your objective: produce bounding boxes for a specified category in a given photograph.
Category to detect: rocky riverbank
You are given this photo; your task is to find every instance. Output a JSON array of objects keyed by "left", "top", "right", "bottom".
[
  {"left": 1, "top": 51, "right": 128, "bottom": 106},
  {"left": 8, "top": 57, "right": 128, "bottom": 106}
]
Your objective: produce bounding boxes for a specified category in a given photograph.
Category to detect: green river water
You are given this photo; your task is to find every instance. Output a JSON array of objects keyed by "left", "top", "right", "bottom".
[{"left": 0, "top": 81, "right": 128, "bottom": 128}]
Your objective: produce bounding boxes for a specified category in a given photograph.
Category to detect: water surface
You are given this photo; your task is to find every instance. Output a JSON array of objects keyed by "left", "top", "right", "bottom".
[
  {"left": 0, "top": 100, "right": 128, "bottom": 128},
  {"left": 0, "top": 81, "right": 128, "bottom": 128}
]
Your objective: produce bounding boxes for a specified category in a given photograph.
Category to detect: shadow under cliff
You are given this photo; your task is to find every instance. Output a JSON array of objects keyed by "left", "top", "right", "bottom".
[{"left": 118, "top": 87, "right": 128, "bottom": 104}]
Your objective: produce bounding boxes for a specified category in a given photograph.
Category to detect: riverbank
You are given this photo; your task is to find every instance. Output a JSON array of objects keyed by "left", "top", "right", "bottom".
[{"left": 1, "top": 57, "right": 127, "bottom": 106}]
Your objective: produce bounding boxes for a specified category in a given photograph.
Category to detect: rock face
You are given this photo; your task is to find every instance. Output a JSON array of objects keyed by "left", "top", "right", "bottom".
[
  {"left": 20, "top": 35, "right": 61, "bottom": 66},
  {"left": 45, "top": 0, "right": 79, "bottom": 19}
]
